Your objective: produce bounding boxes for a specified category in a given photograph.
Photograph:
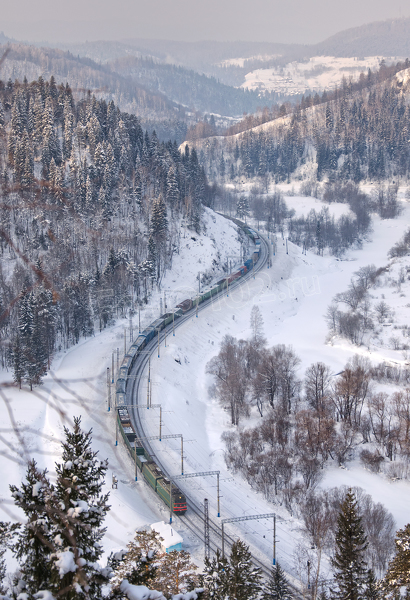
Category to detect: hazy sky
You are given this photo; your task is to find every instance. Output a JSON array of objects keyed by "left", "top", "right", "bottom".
[{"left": 2, "top": 0, "right": 410, "bottom": 45}]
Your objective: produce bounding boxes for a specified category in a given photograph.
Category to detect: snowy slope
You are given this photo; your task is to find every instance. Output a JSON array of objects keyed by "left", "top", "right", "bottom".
[
  {"left": 132, "top": 194, "right": 410, "bottom": 581},
  {"left": 1, "top": 195, "right": 410, "bottom": 584},
  {"left": 0, "top": 207, "right": 242, "bottom": 564},
  {"left": 241, "top": 56, "right": 403, "bottom": 96}
]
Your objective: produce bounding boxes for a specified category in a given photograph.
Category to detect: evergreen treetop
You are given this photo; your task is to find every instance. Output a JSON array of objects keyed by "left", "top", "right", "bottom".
[{"left": 331, "top": 489, "right": 369, "bottom": 600}]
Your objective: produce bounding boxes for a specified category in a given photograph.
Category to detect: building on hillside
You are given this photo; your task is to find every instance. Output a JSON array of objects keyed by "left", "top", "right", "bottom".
[{"left": 150, "top": 521, "right": 183, "bottom": 553}]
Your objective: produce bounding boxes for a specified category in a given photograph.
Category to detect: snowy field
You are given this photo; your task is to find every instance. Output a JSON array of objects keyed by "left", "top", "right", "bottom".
[
  {"left": 1, "top": 196, "right": 410, "bottom": 583},
  {"left": 240, "top": 56, "right": 404, "bottom": 96}
]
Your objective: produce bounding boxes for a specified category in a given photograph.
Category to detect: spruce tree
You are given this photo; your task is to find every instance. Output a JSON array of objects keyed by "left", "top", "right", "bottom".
[
  {"left": 227, "top": 539, "right": 261, "bottom": 600},
  {"left": 166, "top": 166, "right": 179, "bottom": 213},
  {"left": 383, "top": 523, "right": 410, "bottom": 595},
  {"left": 48, "top": 417, "right": 110, "bottom": 600},
  {"left": 150, "top": 195, "right": 168, "bottom": 242},
  {"left": 10, "top": 460, "right": 53, "bottom": 596},
  {"left": 201, "top": 550, "right": 229, "bottom": 600},
  {"left": 154, "top": 550, "right": 200, "bottom": 597},
  {"left": 364, "top": 570, "right": 380, "bottom": 600},
  {"left": 331, "top": 489, "right": 368, "bottom": 600},
  {"left": 109, "top": 529, "right": 164, "bottom": 592},
  {"left": 262, "top": 563, "right": 293, "bottom": 600},
  {"left": 11, "top": 333, "right": 25, "bottom": 389}
]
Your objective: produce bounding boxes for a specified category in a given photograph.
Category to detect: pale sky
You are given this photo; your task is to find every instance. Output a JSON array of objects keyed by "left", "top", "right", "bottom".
[{"left": 1, "top": 0, "right": 409, "bottom": 45}]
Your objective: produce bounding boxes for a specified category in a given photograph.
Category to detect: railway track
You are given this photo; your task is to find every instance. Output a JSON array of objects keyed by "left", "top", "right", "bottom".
[{"left": 125, "top": 221, "right": 302, "bottom": 591}]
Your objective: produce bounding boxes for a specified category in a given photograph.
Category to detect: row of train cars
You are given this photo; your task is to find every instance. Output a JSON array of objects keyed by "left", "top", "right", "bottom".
[{"left": 115, "top": 224, "right": 262, "bottom": 514}]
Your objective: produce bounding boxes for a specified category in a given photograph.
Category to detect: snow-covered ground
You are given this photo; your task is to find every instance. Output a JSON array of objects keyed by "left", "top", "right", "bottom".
[
  {"left": 240, "top": 56, "right": 404, "bottom": 96},
  {"left": 0, "top": 207, "right": 242, "bottom": 567},
  {"left": 2, "top": 195, "right": 410, "bottom": 584}
]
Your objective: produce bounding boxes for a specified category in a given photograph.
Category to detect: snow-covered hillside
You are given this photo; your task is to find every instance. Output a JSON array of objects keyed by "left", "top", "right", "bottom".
[
  {"left": 2, "top": 194, "right": 410, "bottom": 585},
  {"left": 241, "top": 56, "right": 403, "bottom": 96},
  {"left": 0, "top": 208, "right": 242, "bottom": 566}
]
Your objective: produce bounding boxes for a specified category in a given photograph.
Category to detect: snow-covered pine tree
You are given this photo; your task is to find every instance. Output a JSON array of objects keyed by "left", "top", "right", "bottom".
[
  {"left": 147, "top": 235, "right": 157, "bottom": 282},
  {"left": 109, "top": 529, "right": 164, "bottom": 593},
  {"left": 10, "top": 460, "right": 53, "bottom": 596},
  {"left": 166, "top": 166, "right": 179, "bottom": 214},
  {"left": 227, "top": 539, "right": 261, "bottom": 600},
  {"left": 261, "top": 563, "right": 293, "bottom": 600},
  {"left": 154, "top": 549, "right": 200, "bottom": 597},
  {"left": 331, "top": 489, "right": 368, "bottom": 600},
  {"left": 48, "top": 417, "right": 110, "bottom": 600},
  {"left": 201, "top": 549, "right": 229, "bottom": 600},
  {"left": 364, "top": 570, "right": 380, "bottom": 600},
  {"left": 236, "top": 196, "right": 250, "bottom": 221},
  {"left": 11, "top": 333, "right": 25, "bottom": 389},
  {"left": 383, "top": 523, "right": 410, "bottom": 596},
  {"left": 150, "top": 195, "right": 168, "bottom": 242}
]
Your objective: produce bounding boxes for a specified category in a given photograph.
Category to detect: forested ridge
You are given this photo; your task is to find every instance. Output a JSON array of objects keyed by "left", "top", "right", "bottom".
[
  {"left": 0, "top": 43, "right": 183, "bottom": 127},
  {"left": 194, "top": 62, "right": 410, "bottom": 184},
  {"left": 110, "top": 56, "right": 281, "bottom": 117},
  {"left": 0, "top": 75, "right": 210, "bottom": 388}
]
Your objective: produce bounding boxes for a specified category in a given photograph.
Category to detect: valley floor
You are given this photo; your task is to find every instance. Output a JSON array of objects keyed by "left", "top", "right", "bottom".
[{"left": 1, "top": 195, "right": 410, "bottom": 584}]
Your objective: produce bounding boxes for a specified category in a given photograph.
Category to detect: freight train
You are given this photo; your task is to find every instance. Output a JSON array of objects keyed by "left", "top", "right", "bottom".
[{"left": 115, "top": 223, "right": 261, "bottom": 513}]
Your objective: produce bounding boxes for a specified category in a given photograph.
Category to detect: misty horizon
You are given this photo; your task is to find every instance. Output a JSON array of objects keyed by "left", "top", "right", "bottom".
[{"left": 2, "top": 0, "right": 410, "bottom": 48}]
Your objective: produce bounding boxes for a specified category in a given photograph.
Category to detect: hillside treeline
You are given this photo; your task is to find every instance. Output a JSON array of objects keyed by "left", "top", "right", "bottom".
[
  {"left": 198, "top": 64, "right": 410, "bottom": 184},
  {"left": 0, "top": 43, "right": 184, "bottom": 127},
  {"left": 0, "top": 75, "right": 209, "bottom": 387}
]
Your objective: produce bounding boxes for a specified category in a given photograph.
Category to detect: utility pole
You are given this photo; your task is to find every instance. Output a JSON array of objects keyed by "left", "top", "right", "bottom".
[
  {"left": 221, "top": 513, "right": 276, "bottom": 560},
  {"left": 273, "top": 514, "right": 276, "bottom": 565},
  {"left": 116, "top": 347, "right": 119, "bottom": 373},
  {"left": 147, "top": 355, "right": 150, "bottom": 408},
  {"left": 134, "top": 441, "right": 138, "bottom": 481},
  {"left": 107, "top": 367, "right": 111, "bottom": 411},
  {"left": 157, "top": 328, "right": 160, "bottom": 358},
  {"left": 169, "top": 479, "right": 173, "bottom": 524},
  {"left": 204, "top": 498, "right": 210, "bottom": 560},
  {"left": 111, "top": 352, "right": 115, "bottom": 383},
  {"left": 159, "top": 406, "right": 162, "bottom": 441}
]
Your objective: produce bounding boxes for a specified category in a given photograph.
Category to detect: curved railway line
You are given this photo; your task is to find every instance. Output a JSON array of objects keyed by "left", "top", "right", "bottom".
[{"left": 122, "top": 219, "right": 301, "bottom": 592}]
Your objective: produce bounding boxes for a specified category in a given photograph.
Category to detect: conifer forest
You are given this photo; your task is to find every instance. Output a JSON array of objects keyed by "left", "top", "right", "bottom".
[
  {"left": 3, "top": 30, "right": 410, "bottom": 600},
  {"left": 0, "top": 76, "right": 209, "bottom": 387}
]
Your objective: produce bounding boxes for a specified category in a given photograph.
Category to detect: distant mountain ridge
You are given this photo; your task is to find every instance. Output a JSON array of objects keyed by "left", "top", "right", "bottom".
[{"left": 310, "top": 17, "right": 410, "bottom": 58}]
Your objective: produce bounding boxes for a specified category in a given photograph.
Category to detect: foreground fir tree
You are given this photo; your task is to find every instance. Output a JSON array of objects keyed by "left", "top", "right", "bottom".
[
  {"left": 227, "top": 539, "right": 261, "bottom": 600},
  {"left": 201, "top": 549, "right": 229, "bottom": 600},
  {"left": 10, "top": 460, "right": 53, "bottom": 596},
  {"left": 364, "top": 570, "right": 381, "bottom": 600},
  {"left": 48, "top": 417, "right": 110, "bottom": 600},
  {"left": 262, "top": 562, "right": 293, "bottom": 600},
  {"left": 109, "top": 529, "right": 164, "bottom": 593},
  {"left": 154, "top": 550, "right": 201, "bottom": 597},
  {"left": 331, "top": 489, "right": 368, "bottom": 600},
  {"left": 0, "top": 521, "right": 18, "bottom": 594},
  {"left": 383, "top": 523, "right": 410, "bottom": 596}
]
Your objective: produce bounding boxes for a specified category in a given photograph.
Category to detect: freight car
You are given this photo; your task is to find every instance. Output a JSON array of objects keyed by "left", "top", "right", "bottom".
[
  {"left": 116, "top": 411, "right": 187, "bottom": 513},
  {"left": 115, "top": 220, "right": 263, "bottom": 515}
]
